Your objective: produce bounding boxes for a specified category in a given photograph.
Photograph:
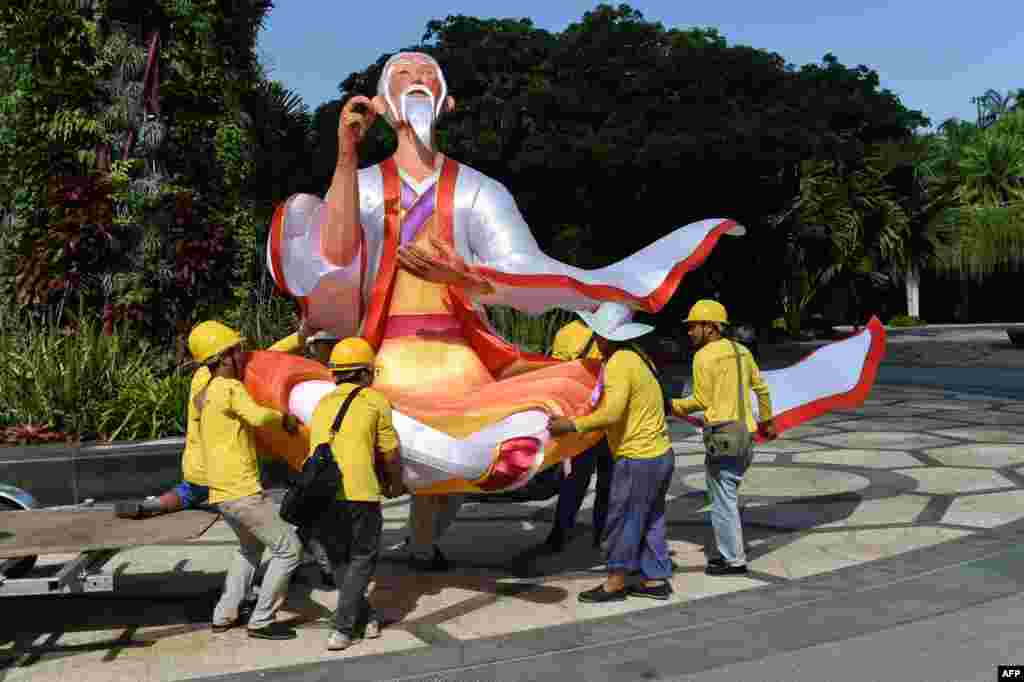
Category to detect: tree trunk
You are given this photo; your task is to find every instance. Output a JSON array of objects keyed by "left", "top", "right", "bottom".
[{"left": 905, "top": 265, "right": 920, "bottom": 318}]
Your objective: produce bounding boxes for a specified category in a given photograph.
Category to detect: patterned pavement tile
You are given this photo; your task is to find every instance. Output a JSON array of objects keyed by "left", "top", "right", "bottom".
[
  {"left": 790, "top": 449, "right": 924, "bottom": 469},
  {"left": 892, "top": 467, "right": 1017, "bottom": 494},
  {"left": 923, "top": 444, "right": 1024, "bottom": 468},
  {"left": 941, "top": 490, "right": 1024, "bottom": 528},
  {"left": 808, "top": 432, "right": 955, "bottom": 450},
  {"left": 925, "top": 427, "right": 1024, "bottom": 443}
]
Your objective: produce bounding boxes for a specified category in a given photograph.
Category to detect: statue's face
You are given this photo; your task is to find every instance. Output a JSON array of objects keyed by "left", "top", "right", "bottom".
[
  {"left": 378, "top": 53, "right": 450, "bottom": 150},
  {"left": 386, "top": 57, "right": 444, "bottom": 106}
]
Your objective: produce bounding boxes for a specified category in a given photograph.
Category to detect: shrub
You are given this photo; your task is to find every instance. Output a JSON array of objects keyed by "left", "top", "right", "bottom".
[
  {"left": 0, "top": 303, "right": 184, "bottom": 442},
  {"left": 888, "top": 314, "right": 927, "bottom": 327},
  {"left": 485, "top": 306, "right": 574, "bottom": 355}
]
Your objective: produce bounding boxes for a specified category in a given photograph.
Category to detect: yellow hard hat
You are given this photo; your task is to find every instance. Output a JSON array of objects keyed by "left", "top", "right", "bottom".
[
  {"left": 188, "top": 321, "right": 243, "bottom": 365},
  {"left": 328, "top": 337, "right": 375, "bottom": 371},
  {"left": 684, "top": 300, "right": 729, "bottom": 324}
]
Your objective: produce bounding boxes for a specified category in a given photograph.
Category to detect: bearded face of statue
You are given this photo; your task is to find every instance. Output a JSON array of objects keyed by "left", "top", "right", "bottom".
[{"left": 375, "top": 53, "right": 453, "bottom": 151}]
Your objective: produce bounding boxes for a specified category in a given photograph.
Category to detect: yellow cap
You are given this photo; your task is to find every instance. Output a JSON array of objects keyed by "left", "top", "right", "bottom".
[
  {"left": 188, "top": 321, "right": 243, "bottom": 365},
  {"left": 328, "top": 337, "right": 375, "bottom": 371},
  {"left": 684, "top": 300, "right": 729, "bottom": 324}
]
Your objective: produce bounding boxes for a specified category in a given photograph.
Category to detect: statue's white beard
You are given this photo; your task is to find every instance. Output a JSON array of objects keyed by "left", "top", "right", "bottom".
[{"left": 400, "top": 88, "right": 436, "bottom": 151}]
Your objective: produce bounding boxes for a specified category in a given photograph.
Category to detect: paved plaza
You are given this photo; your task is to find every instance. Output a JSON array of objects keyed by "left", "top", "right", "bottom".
[{"left": 2, "top": 327, "right": 1024, "bottom": 681}]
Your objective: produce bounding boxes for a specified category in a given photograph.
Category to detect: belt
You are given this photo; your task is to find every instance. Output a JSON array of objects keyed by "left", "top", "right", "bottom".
[{"left": 382, "top": 313, "right": 463, "bottom": 340}]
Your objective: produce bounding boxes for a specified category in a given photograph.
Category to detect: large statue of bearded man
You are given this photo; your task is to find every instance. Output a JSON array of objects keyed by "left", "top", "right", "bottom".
[{"left": 251, "top": 52, "right": 885, "bottom": 561}]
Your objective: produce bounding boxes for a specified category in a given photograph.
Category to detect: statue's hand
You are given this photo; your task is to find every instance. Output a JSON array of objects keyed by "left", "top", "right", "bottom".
[
  {"left": 397, "top": 238, "right": 495, "bottom": 297},
  {"left": 338, "top": 95, "right": 376, "bottom": 167}
]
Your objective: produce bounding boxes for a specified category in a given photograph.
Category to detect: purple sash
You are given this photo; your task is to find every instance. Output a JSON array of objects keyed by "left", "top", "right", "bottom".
[{"left": 400, "top": 181, "right": 436, "bottom": 246}]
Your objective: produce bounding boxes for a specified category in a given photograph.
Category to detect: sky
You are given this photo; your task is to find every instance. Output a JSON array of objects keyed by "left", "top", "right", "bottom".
[{"left": 256, "top": 1, "right": 1024, "bottom": 130}]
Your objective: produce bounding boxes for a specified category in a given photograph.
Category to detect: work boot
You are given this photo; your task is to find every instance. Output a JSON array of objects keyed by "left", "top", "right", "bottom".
[{"left": 247, "top": 623, "right": 297, "bottom": 640}]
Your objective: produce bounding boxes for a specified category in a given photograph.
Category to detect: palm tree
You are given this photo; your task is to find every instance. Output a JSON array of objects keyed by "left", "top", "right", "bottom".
[
  {"left": 772, "top": 148, "right": 911, "bottom": 333},
  {"left": 930, "top": 109, "right": 1024, "bottom": 293}
]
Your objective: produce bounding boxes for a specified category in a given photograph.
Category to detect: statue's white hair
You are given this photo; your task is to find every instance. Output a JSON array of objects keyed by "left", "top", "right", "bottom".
[{"left": 376, "top": 52, "right": 448, "bottom": 121}]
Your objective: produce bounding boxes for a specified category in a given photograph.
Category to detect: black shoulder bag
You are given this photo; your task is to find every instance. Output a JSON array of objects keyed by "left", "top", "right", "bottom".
[{"left": 279, "top": 386, "right": 365, "bottom": 527}]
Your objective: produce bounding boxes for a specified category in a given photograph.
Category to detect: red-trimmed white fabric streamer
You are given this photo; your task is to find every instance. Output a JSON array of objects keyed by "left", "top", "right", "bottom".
[{"left": 678, "top": 317, "right": 887, "bottom": 443}]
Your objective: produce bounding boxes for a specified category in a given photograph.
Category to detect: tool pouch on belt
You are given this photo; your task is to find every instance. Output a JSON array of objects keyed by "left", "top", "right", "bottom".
[
  {"left": 703, "top": 340, "right": 753, "bottom": 460},
  {"left": 280, "top": 386, "right": 364, "bottom": 527}
]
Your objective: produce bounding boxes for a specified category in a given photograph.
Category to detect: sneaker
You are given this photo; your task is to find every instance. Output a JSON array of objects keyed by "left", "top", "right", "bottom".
[
  {"left": 364, "top": 619, "right": 380, "bottom": 639},
  {"left": 578, "top": 585, "right": 627, "bottom": 603},
  {"left": 327, "top": 631, "right": 354, "bottom": 651},
  {"left": 627, "top": 582, "right": 673, "bottom": 600},
  {"left": 247, "top": 623, "right": 297, "bottom": 640},
  {"left": 114, "top": 501, "right": 145, "bottom": 519},
  {"left": 410, "top": 546, "right": 450, "bottom": 571},
  {"left": 705, "top": 563, "right": 749, "bottom": 576}
]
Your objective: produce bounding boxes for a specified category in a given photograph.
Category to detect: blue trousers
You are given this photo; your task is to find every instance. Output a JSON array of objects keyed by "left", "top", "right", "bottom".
[
  {"left": 553, "top": 438, "right": 612, "bottom": 537},
  {"left": 705, "top": 452, "right": 752, "bottom": 566},
  {"left": 603, "top": 450, "right": 675, "bottom": 580}
]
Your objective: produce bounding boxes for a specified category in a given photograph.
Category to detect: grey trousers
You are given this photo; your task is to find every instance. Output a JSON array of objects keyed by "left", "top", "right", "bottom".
[{"left": 213, "top": 493, "right": 303, "bottom": 630}]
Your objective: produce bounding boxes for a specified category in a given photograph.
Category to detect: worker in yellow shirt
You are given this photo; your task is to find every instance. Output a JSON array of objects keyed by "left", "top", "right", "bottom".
[
  {"left": 541, "top": 319, "right": 613, "bottom": 552},
  {"left": 113, "top": 321, "right": 311, "bottom": 519},
  {"left": 307, "top": 338, "right": 404, "bottom": 652},
  {"left": 671, "top": 300, "right": 776, "bottom": 576},
  {"left": 189, "top": 320, "right": 304, "bottom": 641},
  {"left": 549, "top": 302, "right": 675, "bottom": 603}
]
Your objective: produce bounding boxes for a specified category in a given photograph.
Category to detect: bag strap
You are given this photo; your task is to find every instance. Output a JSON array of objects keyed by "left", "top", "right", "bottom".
[
  {"left": 329, "top": 385, "right": 366, "bottom": 437},
  {"left": 627, "top": 344, "right": 660, "bottom": 381},
  {"left": 727, "top": 340, "right": 746, "bottom": 427},
  {"left": 578, "top": 331, "right": 597, "bottom": 360}
]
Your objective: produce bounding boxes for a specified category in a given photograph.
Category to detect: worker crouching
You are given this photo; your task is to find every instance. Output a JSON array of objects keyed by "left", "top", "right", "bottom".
[
  {"left": 309, "top": 337, "right": 405, "bottom": 651},
  {"left": 190, "top": 321, "right": 304, "bottom": 640}
]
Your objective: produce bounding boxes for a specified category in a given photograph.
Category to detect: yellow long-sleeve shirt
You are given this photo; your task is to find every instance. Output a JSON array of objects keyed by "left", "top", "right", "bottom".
[
  {"left": 672, "top": 339, "right": 773, "bottom": 432},
  {"left": 199, "top": 377, "right": 287, "bottom": 504},
  {"left": 181, "top": 366, "right": 212, "bottom": 484},
  {"left": 308, "top": 384, "right": 400, "bottom": 502},
  {"left": 550, "top": 320, "right": 603, "bottom": 361},
  {"left": 572, "top": 349, "right": 671, "bottom": 459}
]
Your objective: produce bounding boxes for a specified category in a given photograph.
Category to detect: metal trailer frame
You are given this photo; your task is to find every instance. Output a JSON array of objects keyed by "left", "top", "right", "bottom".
[{"left": 0, "top": 497, "right": 126, "bottom": 597}]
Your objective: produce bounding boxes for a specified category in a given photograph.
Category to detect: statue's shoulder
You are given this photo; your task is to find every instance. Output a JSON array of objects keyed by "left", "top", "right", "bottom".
[{"left": 451, "top": 160, "right": 511, "bottom": 206}]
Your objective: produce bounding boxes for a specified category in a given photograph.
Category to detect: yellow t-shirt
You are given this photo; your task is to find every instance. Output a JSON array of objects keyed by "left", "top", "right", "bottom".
[
  {"left": 550, "top": 320, "right": 603, "bottom": 361},
  {"left": 307, "top": 383, "right": 400, "bottom": 503},
  {"left": 181, "top": 366, "right": 212, "bottom": 485},
  {"left": 199, "top": 377, "right": 286, "bottom": 504},
  {"left": 572, "top": 349, "right": 671, "bottom": 459},
  {"left": 672, "top": 339, "right": 773, "bottom": 432}
]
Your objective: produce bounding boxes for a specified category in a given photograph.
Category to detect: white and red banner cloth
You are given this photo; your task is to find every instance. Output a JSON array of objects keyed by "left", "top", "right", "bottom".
[{"left": 677, "top": 317, "right": 887, "bottom": 443}]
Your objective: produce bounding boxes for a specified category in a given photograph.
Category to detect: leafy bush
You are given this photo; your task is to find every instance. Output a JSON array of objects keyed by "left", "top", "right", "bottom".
[
  {"left": 0, "top": 303, "right": 185, "bottom": 442},
  {"left": 888, "top": 314, "right": 927, "bottom": 327},
  {"left": 486, "top": 306, "right": 574, "bottom": 355}
]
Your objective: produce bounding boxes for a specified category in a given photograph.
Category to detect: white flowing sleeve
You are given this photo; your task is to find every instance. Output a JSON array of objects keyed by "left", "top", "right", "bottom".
[
  {"left": 466, "top": 177, "right": 745, "bottom": 315},
  {"left": 266, "top": 166, "right": 386, "bottom": 338}
]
